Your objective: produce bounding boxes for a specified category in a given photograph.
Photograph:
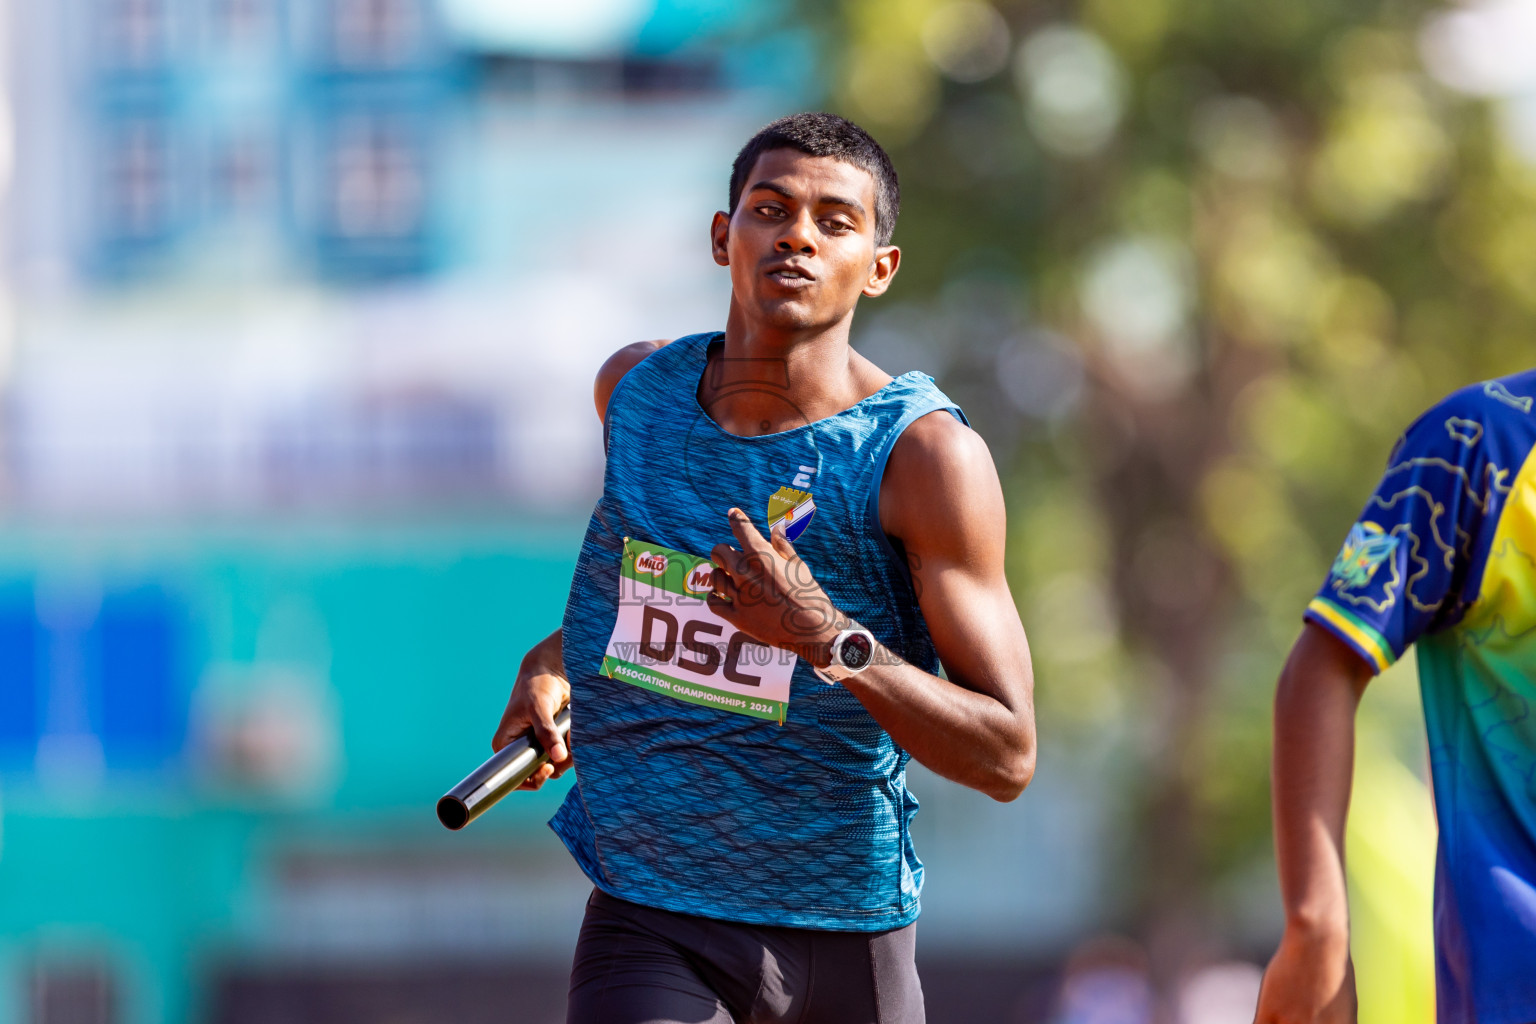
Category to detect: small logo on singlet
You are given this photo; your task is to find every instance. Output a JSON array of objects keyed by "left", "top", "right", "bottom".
[
  {"left": 635, "top": 551, "right": 669, "bottom": 576},
  {"left": 768, "top": 485, "right": 816, "bottom": 542}
]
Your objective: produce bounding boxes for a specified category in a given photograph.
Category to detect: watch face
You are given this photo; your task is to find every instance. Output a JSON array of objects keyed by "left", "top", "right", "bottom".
[{"left": 841, "top": 632, "right": 873, "bottom": 670}]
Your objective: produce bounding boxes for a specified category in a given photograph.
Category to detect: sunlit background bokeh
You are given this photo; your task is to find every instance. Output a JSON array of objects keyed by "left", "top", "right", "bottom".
[{"left": 0, "top": 0, "right": 1530, "bottom": 1021}]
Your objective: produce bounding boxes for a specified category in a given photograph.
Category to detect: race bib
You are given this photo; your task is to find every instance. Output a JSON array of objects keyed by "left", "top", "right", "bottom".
[{"left": 601, "top": 537, "right": 795, "bottom": 723}]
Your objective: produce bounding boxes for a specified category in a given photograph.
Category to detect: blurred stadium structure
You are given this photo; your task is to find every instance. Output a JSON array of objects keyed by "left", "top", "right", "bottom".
[
  {"left": 4, "top": 0, "right": 1533, "bottom": 1021},
  {"left": 4, "top": 0, "right": 783, "bottom": 513}
]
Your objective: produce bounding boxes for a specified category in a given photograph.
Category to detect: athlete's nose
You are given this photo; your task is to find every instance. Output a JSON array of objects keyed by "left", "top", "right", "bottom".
[{"left": 775, "top": 209, "right": 817, "bottom": 255}]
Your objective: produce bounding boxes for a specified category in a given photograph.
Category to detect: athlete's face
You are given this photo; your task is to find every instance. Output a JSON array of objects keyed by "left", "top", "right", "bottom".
[{"left": 711, "top": 150, "right": 900, "bottom": 332}]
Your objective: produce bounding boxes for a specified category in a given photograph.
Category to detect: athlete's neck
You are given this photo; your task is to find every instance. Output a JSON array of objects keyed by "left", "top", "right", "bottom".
[{"left": 703, "top": 302, "right": 892, "bottom": 437}]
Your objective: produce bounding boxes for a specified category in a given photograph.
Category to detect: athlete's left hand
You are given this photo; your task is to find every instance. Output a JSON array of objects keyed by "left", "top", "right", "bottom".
[{"left": 709, "top": 507, "right": 843, "bottom": 666}]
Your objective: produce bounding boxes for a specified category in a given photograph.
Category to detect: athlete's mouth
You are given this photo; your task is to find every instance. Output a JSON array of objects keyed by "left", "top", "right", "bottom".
[{"left": 765, "top": 262, "right": 816, "bottom": 286}]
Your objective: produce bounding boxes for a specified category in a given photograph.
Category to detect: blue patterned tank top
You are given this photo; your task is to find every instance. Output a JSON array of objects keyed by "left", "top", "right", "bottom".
[{"left": 551, "top": 330, "right": 967, "bottom": 931}]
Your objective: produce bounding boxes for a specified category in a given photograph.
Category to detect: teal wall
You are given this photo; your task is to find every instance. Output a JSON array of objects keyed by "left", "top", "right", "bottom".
[{"left": 0, "top": 520, "right": 586, "bottom": 1024}]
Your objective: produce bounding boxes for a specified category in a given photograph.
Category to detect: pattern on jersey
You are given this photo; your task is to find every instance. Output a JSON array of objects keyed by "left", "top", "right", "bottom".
[{"left": 1307, "top": 370, "right": 1536, "bottom": 1017}]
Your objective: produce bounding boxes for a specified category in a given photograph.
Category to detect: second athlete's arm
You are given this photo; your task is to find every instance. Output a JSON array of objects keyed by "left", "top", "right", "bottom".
[{"left": 1254, "top": 623, "right": 1370, "bottom": 1023}]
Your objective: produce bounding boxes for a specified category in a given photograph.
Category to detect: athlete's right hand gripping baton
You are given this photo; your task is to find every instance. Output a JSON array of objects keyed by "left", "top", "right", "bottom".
[{"left": 436, "top": 705, "right": 571, "bottom": 831}]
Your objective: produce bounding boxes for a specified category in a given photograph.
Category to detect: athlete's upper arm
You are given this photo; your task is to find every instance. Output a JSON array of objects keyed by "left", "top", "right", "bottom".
[
  {"left": 880, "top": 412, "right": 1035, "bottom": 723},
  {"left": 594, "top": 339, "right": 670, "bottom": 424}
]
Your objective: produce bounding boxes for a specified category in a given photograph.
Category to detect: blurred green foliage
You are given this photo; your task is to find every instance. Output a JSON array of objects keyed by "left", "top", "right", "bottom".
[{"left": 806, "top": 0, "right": 1532, "bottom": 999}]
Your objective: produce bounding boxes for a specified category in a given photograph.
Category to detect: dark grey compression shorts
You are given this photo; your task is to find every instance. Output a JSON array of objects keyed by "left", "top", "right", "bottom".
[{"left": 567, "top": 889, "right": 926, "bottom": 1024}]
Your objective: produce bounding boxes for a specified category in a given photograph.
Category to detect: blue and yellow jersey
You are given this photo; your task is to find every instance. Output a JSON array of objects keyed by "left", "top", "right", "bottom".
[{"left": 1306, "top": 369, "right": 1536, "bottom": 1024}]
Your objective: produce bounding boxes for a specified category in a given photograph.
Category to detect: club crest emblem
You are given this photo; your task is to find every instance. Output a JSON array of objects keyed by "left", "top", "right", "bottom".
[
  {"left": 767, "top": 486, "right": 816, "bottom": 542},
  {"left": 1330, "top": 522, "right": 1399, "bottom": 590}
]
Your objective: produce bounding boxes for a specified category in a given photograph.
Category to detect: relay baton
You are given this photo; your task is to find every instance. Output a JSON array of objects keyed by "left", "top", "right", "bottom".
[{"left": 436, "top": 704, "right": 571, "bottom": 830}]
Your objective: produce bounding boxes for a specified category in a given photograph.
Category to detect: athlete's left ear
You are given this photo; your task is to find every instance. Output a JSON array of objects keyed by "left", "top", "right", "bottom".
[
  {"left": 710, "top": 210, "right": 731, "bottom": 267},
  {"left": 863, "top": 245, "right": 901, "bottom": 297}
]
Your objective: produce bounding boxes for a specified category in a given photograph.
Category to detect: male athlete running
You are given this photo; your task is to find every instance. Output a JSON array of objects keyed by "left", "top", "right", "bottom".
[
  {"left": 1255, "top": 370, "right": 1536, "bottom": 1023},
  {"left": 491, "top": 113, "right": 1036, "bottom": 1024}
]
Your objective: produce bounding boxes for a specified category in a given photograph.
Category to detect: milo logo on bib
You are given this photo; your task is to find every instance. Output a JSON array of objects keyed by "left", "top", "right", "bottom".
[{"left": 602, "top": 537, "right": 795, "bottom": 724}]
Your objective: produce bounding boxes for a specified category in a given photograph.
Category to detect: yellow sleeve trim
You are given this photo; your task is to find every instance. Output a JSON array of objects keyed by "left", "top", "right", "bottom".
[{"left": 1306, "top": 598, "right": 1394, "bottom": 674}]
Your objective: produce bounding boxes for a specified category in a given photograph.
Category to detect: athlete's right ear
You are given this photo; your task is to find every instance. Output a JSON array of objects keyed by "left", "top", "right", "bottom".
[{"left": 710, "top": 210, "right": 731, "bottom": 267}]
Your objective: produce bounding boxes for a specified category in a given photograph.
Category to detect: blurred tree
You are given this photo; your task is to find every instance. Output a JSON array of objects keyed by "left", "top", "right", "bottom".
[{"left": 806, "top": 0, "right": 1531, "bottom": 1014}]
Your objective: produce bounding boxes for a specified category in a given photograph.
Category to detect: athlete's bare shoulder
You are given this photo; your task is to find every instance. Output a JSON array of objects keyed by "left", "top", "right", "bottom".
[
  {"left": 886, "top": 408, "right": 991, "bottom": 488},
  {"left": 880, "top": 410, "right": 1003, "bottom": 558},
  {"left": 594, "top": 339, "right": 671, "bottom": 423}
]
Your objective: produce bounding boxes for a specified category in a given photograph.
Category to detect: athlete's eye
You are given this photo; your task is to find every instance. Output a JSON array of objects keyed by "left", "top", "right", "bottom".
[{"left": 755, "top": 204, "right": 786, "bottom": 218}]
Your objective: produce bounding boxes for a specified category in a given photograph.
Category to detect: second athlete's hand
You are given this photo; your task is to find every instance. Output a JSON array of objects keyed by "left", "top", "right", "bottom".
[
  {"left": 708, "top": 508, "right": 844, "bottom": 665},
  {"left": 1252, "top": 925, "right": 1355, "bottom": 1024}
]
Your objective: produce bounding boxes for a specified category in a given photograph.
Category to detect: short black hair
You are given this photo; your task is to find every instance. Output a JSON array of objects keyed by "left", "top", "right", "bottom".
[{"left": 728, "top": 112, "right": 901, "bottom": 246}]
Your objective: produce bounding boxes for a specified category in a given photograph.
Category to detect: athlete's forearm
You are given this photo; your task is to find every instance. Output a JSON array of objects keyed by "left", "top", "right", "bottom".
[
  {"left": 837, "top": 646, "right": 1034, "bottom": 802},
  {"left": 1270, "top": 627, "right": 1369, "bottom": 945},
  {"left": 703, "top": 507, "right": 1034, "bottom": 797},
  {"left": 522, "top": 626, "right": 567, "bottom": 680}
]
